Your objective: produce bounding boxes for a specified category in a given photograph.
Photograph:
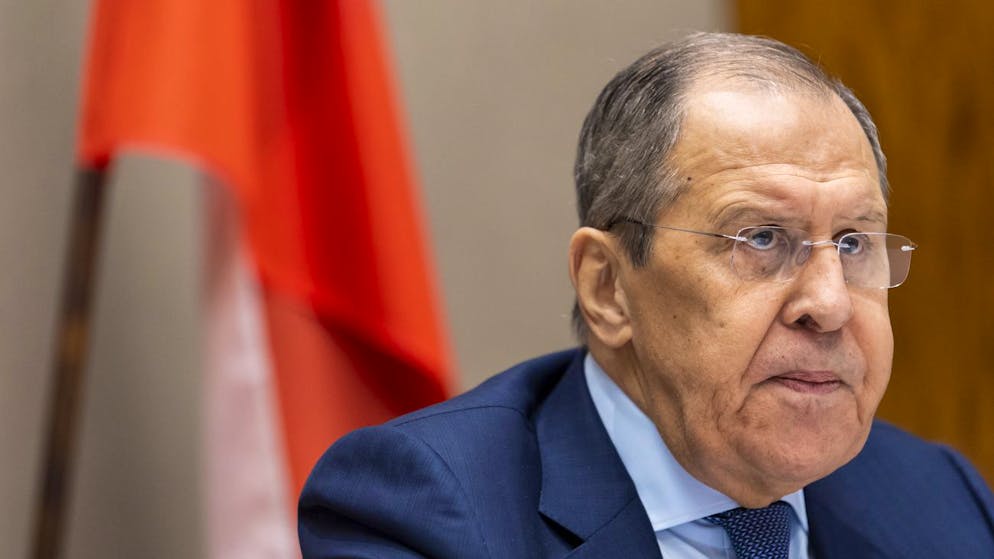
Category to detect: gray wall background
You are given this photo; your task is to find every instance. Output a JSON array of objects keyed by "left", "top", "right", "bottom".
[{"left": 0, "top": 1, "right": 725, "bottom": 557}]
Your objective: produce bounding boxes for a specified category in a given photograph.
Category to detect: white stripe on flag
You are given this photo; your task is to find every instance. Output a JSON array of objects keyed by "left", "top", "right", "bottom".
[{"left": 203, "top": 179, "right": 299, "bottom": 558}]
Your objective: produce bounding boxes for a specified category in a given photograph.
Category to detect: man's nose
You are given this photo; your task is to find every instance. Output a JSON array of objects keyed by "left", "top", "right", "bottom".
[{"left": 780, "top": 245, "right": 854, "bottom": 332}]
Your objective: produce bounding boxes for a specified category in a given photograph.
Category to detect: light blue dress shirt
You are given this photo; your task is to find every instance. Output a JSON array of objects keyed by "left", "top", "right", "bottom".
[{"left": 584, "top": 354, "right": 811, "bottom": 559}]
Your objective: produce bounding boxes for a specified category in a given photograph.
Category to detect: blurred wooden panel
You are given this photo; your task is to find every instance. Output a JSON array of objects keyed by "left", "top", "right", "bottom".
[{"left": 738, "top": 1, "right": 994, "bottom": 483}]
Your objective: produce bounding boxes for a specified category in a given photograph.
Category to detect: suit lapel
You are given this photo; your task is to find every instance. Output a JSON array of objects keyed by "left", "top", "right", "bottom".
[
  {"left": 535, "top": 351, "right": 660, "bottom": 558},
  {"left": 805, "top": 482, "right": 890, "bottom": 558}
]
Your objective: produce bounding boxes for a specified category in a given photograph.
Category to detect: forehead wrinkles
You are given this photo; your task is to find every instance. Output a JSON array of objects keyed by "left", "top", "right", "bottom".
[{"left": 662, "top": 87, "right": 881, "bottom": 220}]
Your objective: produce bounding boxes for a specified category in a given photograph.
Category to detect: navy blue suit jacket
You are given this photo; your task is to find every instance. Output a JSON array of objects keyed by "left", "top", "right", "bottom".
[{"left": 299, "top": 349, "right": 994, "bottom": 558}]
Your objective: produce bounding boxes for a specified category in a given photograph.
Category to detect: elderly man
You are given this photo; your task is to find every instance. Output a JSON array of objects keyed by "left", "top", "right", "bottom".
[{"left": 299, "top": 33, "right": 994, "bottom": 558}]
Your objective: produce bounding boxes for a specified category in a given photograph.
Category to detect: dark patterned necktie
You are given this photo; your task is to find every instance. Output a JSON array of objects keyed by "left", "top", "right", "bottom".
[{"left": 706, "top": 500, "right": 791, "bottom": 559}]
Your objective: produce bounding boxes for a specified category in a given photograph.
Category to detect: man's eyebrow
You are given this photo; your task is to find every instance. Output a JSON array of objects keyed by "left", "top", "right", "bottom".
[
  {"left": 709, "top": 204, "right": 786, "bottom": 227},
  {"left": 709, "top": 204, "right": 889, "bottom": 228},
  {"left": 852, "top": 209, "right": 888, "bottom": 224}
]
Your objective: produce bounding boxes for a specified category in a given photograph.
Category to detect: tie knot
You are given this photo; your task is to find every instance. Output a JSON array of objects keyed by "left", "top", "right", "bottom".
[{"left": 706, "top": 501, "right": 792, "bottom": 559}]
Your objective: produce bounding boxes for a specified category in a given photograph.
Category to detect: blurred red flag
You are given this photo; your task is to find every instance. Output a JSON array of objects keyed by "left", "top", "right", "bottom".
[{"left": 78, "top": 0, "right": 452, "bottom": 555}]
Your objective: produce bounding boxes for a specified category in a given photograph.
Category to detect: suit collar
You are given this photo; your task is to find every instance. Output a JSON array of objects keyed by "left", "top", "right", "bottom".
[
  {"left": 535, "top": 350, "right": 658, "bottom": 555},
  {"left": 804, "top": 476, "right": 889, "bottom": 558},
  {"left": 803, "top": 422, "right": 911, "bottom": 558}
]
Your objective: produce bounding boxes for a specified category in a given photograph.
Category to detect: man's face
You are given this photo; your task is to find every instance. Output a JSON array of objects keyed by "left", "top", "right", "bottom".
[{"left": 614, "top": 84, "right": 892, "bottom": 506}]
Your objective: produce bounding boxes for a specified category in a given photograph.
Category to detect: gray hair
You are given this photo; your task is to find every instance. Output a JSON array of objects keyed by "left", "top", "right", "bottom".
[{"left": 571, "top": 32, "right": 888, "bottom": 341}]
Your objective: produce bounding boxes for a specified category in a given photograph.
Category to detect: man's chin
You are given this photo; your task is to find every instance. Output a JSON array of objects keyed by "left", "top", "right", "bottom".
[{"left": 747, "top": 429, "right": 869, "bottom": 492}]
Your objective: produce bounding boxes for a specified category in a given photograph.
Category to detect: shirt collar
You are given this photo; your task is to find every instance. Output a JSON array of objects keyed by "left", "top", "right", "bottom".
[{"left": 583, "top": 353, "right": 809, "bottom": 533}]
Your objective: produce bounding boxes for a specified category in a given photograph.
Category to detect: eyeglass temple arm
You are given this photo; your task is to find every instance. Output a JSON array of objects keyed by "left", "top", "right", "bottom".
[{"left": 613, "top": 218, "right": 746, "bottom": 242}]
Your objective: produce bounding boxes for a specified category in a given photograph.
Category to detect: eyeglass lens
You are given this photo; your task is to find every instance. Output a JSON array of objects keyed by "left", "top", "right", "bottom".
[{"left": 729, "top": 227, "right": 915, "bottom": 288}]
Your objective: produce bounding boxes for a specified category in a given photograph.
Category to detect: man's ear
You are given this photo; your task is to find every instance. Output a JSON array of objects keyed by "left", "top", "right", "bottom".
[{"left": 568, "top": 227, "right": 633, "bottom": 348}]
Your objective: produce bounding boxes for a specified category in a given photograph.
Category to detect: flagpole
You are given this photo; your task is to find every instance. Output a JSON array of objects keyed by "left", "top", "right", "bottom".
[{"left": 30, "top": 167, "right": 109, "bottom": 559}]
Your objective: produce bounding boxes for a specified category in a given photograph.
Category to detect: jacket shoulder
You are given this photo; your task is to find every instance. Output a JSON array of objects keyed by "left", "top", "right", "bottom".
[
  {"left": 299, "top": 423, "right": 489, "bottom": 557},
  {"left": 806, "top": 420, "right": 994, "bottom": 557},
  {"left": 299, "top": 349, "right": 583, "bottom": 558}
]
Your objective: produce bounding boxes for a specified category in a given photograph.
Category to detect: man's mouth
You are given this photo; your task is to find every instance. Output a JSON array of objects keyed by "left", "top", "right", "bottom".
[{"left": 769, "top": 371, "right": 843, "bottom": 394}]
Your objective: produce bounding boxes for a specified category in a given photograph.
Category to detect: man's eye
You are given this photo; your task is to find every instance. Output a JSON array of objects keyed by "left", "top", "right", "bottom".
[
  {"left": 838, "top": 234, "right": 868, "bottom": 255},
  {"left": 744, "top": 228, "right": 783, "bottom": 250}
]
